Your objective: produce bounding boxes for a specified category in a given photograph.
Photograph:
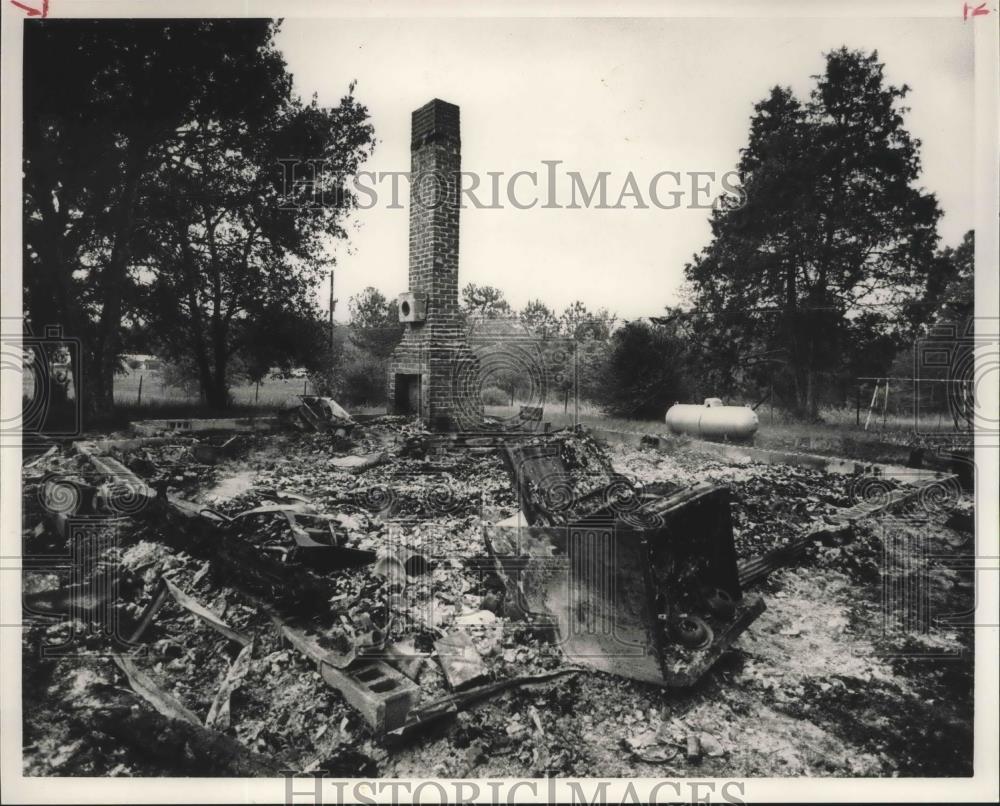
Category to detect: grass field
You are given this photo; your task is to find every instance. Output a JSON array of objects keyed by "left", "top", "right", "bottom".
[
  {"left": 113, "top": 369, "right": 312, "bottom": 408},
  {"left": 486, "top": 398, "right": 972, "bottom": 464},
  {"left": 103, "top": 372, "right": 973, "bottom": 464},
  {"left": 105, "top": 370, "right": 387, "bottom": 425}
]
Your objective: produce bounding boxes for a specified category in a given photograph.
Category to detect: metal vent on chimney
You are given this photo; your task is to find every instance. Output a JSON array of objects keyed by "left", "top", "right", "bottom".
[{"left": 397, "top": 291, "right": 427, "bottom": 323}]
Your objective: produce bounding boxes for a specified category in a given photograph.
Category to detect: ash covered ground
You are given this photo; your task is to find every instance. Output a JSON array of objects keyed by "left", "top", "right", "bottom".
[{"left": 21, "top": 420, "right": 974, "bottom": 778}]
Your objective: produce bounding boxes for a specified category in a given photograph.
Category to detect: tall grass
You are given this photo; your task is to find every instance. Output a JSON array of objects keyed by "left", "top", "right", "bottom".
[
  {"left": 113, "top": 370, "right": 309, "bottom": 407},
  {"left": 486, "top": 398, "right": 971, "bottom": 463},
  {"left": 41, "top": 369, "right": 971, "bottom": 457}
]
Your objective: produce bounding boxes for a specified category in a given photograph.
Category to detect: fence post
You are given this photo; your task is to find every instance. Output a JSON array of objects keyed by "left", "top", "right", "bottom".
[
  {"left": 137, "top": 374, "right": 143, "bottom": 406},
  {"left": 856, "top": 383, "right": 860, "bottom": 426},
  {"left": 303, "top": 379, "right": 308, "bottom": 396}
]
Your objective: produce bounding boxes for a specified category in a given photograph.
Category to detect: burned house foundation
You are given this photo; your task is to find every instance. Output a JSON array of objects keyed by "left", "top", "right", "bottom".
[{"left": 17, "top": 96, "right": 976, "bottom": 781}]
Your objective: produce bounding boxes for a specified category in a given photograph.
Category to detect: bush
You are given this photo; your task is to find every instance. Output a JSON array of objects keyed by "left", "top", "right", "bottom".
[
  {"left": 160, "top": 359, "right": 201, "bottom": 396},
  {"left": 340, "top": 354, "right": 387, "bottom": 406},
  {"left": 590, "top": 321, "right": 695, "bottom": 419},
  {"left": 309, "top": 340, "right": 388, "bottom": 407}
]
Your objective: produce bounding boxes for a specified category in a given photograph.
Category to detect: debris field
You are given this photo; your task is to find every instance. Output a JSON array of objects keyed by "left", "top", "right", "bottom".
[{"left": 21, "top": 417, "right": 974, "bottom": 778}]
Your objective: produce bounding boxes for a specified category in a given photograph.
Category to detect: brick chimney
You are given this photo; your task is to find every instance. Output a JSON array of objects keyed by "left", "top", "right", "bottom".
[{"left": 388, "top": 99, "right": 482, "bottom": 431}]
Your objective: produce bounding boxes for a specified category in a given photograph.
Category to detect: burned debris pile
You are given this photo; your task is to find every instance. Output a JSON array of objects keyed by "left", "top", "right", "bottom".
[{"left": 21, "top": 414, "right": 970, "bottom": 776}]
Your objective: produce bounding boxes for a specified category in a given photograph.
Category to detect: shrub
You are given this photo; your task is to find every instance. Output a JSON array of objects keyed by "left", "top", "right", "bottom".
[
  {"left": 590, "top": 321, "right": 695, "bottom": 419},
  {"left": 340, "top": 354, "right": 387, "bottom": 406},
  {"left": 309, "top": 339, "right": 388, "bottom": 407}
]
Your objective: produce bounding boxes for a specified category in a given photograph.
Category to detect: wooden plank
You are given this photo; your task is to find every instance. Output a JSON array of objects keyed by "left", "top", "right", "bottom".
[
  {"left": 205, "top": 639, "right": 255, "bottom": 730},
  {"left": 737, "top": 475, "right": 959, "bottom": 588},
  {"left": 163, "top": 578, "right": 251, "bottom": 647},
  {"left": 113, "top": 654, "right": 201, "bottom": 726},
  {"left": 131, "top": 417, "right": 280, "bottom": 436}
]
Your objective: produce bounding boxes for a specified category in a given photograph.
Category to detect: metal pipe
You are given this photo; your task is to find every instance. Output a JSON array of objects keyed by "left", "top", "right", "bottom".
[{"left": 864, "top": 380, "right": 879, "bottom": 431}]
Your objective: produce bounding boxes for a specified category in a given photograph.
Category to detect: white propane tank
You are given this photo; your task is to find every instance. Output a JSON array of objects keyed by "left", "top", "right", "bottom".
[{"left": 665, "top": 398, "right": 759, "bottom": 440}]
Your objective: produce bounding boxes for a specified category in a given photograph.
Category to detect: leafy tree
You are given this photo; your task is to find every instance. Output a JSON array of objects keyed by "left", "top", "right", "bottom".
[
  {"left": 140, "top": 68, "right": 374, "bottom": 408},
  {"left": 520, "top": 299, "right": 560, "bottom": 339},
  {"left": 467, "top": 318, "right": 541, "bottom": 408},
  {"left": 924, "top": 230, "right": 974, "bottom": 331},
  {"left": 891, "top": 229, "right": 975, "bottom": 417},
  {"left": 349, "top": 287, "right": 394, "bottom": 329},
  {"left": 591, "top": 321, "right": 695, "bottom": 419},
  {"left": 559, "top": 301, "right": 616, "bottom": 341},
  {"left": 241, "top": 307, "right": 332, "bottom": 384},
  {"left": 309, "top": 333, "right": 386, "bottom": 408},
  {"left": 23, "top": 19, "right": 295, "bottom": 422},
  {"left": 539, "top": 301, "right": 616, "bottom": 410},
  {"left": 338, "top": 349, "right": 390, "bottom": 406},
  {"left": 306, "top": 326, "right": 350, "bottom": 399},
  {"left": 461, "top": 284, "right": 511, "bottom": 319},
  {"left": 684, "top": 48, "right": 941, "bottom": 417},
  {"left": 347, "top": 287, "right": 402, "bottom": 358}
]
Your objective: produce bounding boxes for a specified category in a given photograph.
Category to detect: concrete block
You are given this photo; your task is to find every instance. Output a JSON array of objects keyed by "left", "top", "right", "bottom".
[{"left": 320, "top": 660, "right": 419, "bottom": 733}]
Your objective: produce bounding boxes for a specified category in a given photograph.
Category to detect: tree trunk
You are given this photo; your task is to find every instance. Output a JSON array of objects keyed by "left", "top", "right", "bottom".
[
  {"left": 205, "top": 377, "right": 229, "bottom": 410},
  {"left": 86, "top": 133, "right": 149, "bottom": 424},
  {"left": 207, "top": 312, "right": 230, "bottom": 411},
  {"left": 805, "top": 369, "right": 818, "bottom": 420},
  {"left": 206, "top": 349, "right": 229, "bottom": 410},
  {"left": 76, "top": 354, "right": 114, "bottom": 425}
]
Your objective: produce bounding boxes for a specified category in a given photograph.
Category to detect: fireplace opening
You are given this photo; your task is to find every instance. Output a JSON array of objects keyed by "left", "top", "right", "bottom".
[{"left": 395, "top": 373, "right": 422, "bottom": 415}]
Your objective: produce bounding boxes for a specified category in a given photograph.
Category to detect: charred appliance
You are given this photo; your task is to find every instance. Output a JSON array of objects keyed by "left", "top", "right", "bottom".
[{"left": 488, "top": 429, "right": 765, "bottom": 686}]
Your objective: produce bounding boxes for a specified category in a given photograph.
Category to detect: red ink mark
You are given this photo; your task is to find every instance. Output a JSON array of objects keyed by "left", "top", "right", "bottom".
[
  {"left": 10, "top": 0, "right": 47, "bottom": 16},
  {"left": 963, "top": 2, "right": 989, "bottom": 19}
]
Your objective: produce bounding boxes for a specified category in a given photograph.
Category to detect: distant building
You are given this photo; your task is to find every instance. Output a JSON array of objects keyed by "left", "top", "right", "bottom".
[{"left": 120, "top": 354, "right": 163, "bottom": 373}]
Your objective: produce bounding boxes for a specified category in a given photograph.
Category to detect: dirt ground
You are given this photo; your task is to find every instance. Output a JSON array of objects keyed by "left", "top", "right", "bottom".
[{"left": 20, "top": 420, "right": 974, "bottom": 778}]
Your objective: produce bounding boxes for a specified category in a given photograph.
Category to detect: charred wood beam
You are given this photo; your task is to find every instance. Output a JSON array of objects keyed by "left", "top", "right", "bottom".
[
  {"left": 737, "top": 475, "right": 960, "bottom": 588},
  {"left": 85, "top": 696, "right": 281, "bottom": 777}
]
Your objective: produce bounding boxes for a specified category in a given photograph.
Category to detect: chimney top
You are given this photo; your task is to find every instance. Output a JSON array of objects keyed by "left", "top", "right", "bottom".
[{"left": 411, "top": 99, "right": 460, "bottom": 148}]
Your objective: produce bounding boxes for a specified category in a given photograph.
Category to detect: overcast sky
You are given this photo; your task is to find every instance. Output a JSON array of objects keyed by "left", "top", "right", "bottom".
[{"left": 276, "top": 16, "right": 975, "bottom": 322}]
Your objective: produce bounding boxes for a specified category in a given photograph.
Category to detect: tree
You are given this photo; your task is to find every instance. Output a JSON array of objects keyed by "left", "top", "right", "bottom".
[
  {"left": 140, "top": 66, "right": 374, "bottom": 407},
  {"left": 23, "top": 19, "right": 294, "bottom": 422},
  {"left": 349, "top": 287, "right": 394, "bottom": 329},
  {"left": 240, "top": 307, "right": 332, "bottom": 384},
  {"left": 559, "top": 301, "right": 616, "bottom": 341},
  {"left": 347, "top": 287, "right": 402, "bottom": 358},
  {"left": 531, "top": 301, "right": 615, "bottom": 410},
  {"left": 684, "top": 48, "right": 941, "bottom": 417},
  {"left": 892, "top": 229, "right": 975, "bottom": 418},
  {"left": 460, "top": 284, "right": 511, "bottom": 319},
  {"left": 924, "top": 230, "right": 974, "bottom": 331},
  {"left": 520, "top": 299, "right": 560, "bottom": 339},
  {"left": 591, "top": 320, "right": 695, "bottom": 419}
]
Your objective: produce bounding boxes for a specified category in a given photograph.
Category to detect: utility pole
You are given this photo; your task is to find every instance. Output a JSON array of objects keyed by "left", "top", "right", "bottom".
[{"left": 329, "top": 268, "right": 338, "bottom": 352}]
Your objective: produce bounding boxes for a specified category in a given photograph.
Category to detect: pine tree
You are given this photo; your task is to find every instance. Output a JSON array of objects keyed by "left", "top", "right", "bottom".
[{"left": 685, "top": 48, "right": 941, "bottom": 416}]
